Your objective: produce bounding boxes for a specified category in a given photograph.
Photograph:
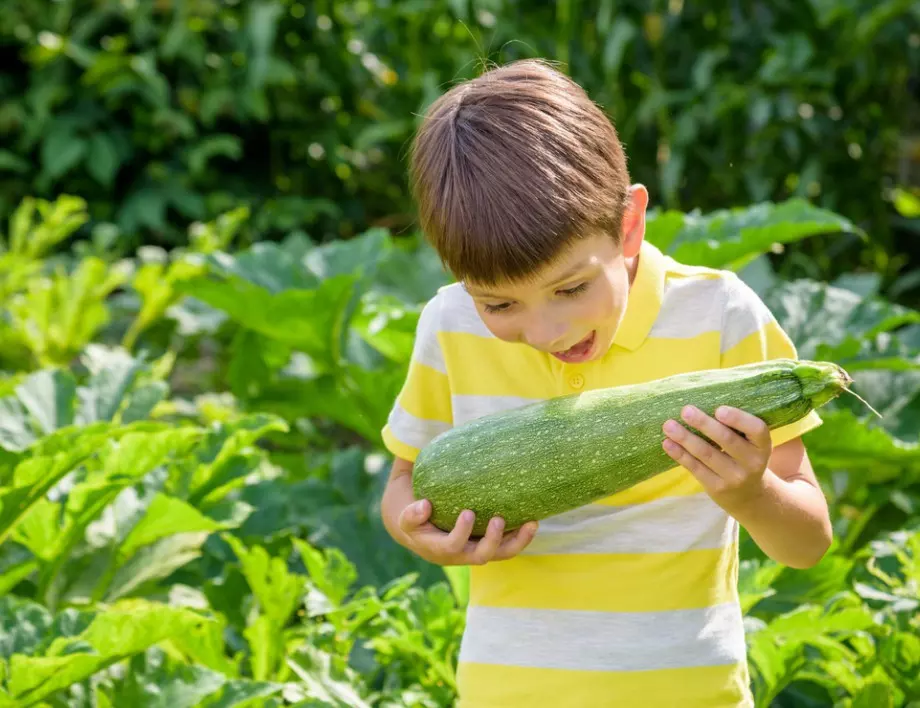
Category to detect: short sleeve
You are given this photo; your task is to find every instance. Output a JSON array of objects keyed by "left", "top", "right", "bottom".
[
  {"left": 381, "top": 294, "right": 453, "bottom": 462},
  {"left": 719, "top": 274, "right": 823, "bottom": 447}
]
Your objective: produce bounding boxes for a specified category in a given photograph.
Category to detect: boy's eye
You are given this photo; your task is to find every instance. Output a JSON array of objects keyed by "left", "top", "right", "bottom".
[
  {"left": 559, "top": 282, "right": 588, "bottom": 296},
  {"left": 483, "top": 302, "right": 511, "bottom": 313}
]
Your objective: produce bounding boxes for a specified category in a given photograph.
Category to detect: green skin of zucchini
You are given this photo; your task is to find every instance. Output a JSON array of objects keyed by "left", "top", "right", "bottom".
[{"left": 412, "top": 359, "right": 852, "bottom": 537}]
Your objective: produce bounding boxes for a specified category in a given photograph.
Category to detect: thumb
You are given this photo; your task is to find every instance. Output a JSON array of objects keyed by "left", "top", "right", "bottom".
[{"left": 399, "top": 499, "right": 430, "bottom": 532}]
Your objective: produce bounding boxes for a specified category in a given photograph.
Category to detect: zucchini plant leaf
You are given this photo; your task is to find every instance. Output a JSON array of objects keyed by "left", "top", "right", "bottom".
[
  {"left": 646, "top": 198, "right": 863, "bottom": 270},
  {"left": 5, "top": 597, "right": 214, "bottom": 706}
]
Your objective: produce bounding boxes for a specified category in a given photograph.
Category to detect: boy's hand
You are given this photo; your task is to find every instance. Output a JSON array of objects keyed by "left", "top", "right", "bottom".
[
  {"left": 661, "top": 405, "right": 772, "bottom": 511},
  {"left": 397, "top": 498, "right": 539, "bottom": 566}
]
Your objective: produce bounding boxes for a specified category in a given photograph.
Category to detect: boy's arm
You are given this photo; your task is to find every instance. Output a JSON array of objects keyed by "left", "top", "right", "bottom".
[{"left": 727, "top": 436, "right": 833, "bottom": 569}]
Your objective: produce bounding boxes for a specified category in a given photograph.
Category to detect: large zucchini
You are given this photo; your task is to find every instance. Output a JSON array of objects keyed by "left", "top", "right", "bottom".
[{"left": 412, "top": 359, "right": 853, "bottom": 536}]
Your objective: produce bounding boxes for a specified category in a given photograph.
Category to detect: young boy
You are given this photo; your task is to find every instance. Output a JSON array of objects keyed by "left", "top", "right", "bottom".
[{"left": 379, "top": 59, "right": 833, "bottom": 707}]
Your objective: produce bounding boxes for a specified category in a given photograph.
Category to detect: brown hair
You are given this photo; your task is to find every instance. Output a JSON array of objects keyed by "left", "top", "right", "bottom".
[{"left": 408, "top": 58, "right": 631, "bottom": 286}]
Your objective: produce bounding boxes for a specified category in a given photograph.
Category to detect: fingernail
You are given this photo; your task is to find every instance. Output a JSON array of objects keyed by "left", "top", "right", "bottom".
[
  {"left": 462, "top": 510, "right": 474, "bottom": 523},
  {"left": 413, "top": 500, "right": 426, "bottom": 513}
]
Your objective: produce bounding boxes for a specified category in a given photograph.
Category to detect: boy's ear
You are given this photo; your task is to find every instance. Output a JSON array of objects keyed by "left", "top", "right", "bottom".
[{"left": 621, "top": 184, "right": 649, "bottom": 258}]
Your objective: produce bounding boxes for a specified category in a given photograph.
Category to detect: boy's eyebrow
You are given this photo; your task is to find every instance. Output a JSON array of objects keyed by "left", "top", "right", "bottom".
[{"left": 464, "top": 262, "right": 587, "bottom": 298}]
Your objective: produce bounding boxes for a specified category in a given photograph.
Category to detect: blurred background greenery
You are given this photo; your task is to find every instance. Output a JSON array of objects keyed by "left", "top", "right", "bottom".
[{"left": 1, "top": 0, "right": 919, "bottom": 299}]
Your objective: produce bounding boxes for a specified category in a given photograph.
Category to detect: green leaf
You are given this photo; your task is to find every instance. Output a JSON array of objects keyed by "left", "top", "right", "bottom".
[
  {"left": 14, "top": 369, "right": 77, "bottom": 436},
  {"left": 738, "top": 558, "right": 784, "bottom": 613},
  {"left": 293, "top": 538, "right": 357, "bottom": 609},
  {"left": 0, "top": 150, "right": 29, "bottom": 174},
  {"left": 187, "top": 135, "right": 243, "bottom": 177},
  {"left": 223, "top": 534, "right": 305, "bottom": 629},
  {"left": 196, "top": 679, "right": 285, "bottom": 708},
  {"left": 106, "top": 532, "right": 215, "bottom": 601},
  {"left": 7, "top": 599, "right": 214, "bottom": 706},
  {"left": 351, "top": 294, "right": 421, "bottom": 363},
  {"left": 804, "top": 409, "right": 920, "bottom": 483},
  {"left": 87, "top": 133, "right": 122, "bottom": 186},
  {"left": 77, "top": 345, "right": 149, "bottom": 424},
  {"left": 178, "top": 274, "right": 356, "bottom": 369},
  {"left": 41, "top": 128, "right": 87, "bottom": 181},
  {"left": 187, "top": 413, "right": 288, "bottom": 506},
  {"left": 0, "top": 441, "right": 99, "bottom": 542},
  {"left": 893, "top": 187, "right": 920, "bottom": 218},
  {"left": 646, "top": 198, "right": 863, "bottom": 270},
  {"left": 765, "top": 279, "right": 920, "bottom": 367},
  {"left": 118, "top": 494, "right": 226, "bottom": 562},
  {"left": 242, "top": 614, "right": 282, "bottom": 682}
]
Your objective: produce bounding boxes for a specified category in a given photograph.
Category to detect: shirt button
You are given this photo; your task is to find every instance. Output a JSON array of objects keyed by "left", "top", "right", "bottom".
[{"left": 568, "top": 373, "right": 585, "bottom": 389}]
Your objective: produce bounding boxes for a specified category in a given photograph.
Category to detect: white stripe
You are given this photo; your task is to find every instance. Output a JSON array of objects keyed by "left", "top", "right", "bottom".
[
  {"left": 720, "top": 274, "right": 775, "bottom": 353},
  {"left": 411, "top": 297, "right": 447, "bottom": 373},
  {"left": 436, "top": 284, "right": 494, "bottom": 338},
  {"left": 386, "top": 404, "right": 451, "bottom": 449},
  {"left": 459, "top": 603, "right": 746, "bottom": 672},
  {"left": 649, "top": 277, "right": 726, "bottom": 340},
  {"left": 522, "top": 493, "right": 735, "bottom": 555},
  {"left": 451, "top": 394, "right": 545, "bottom": 426}
]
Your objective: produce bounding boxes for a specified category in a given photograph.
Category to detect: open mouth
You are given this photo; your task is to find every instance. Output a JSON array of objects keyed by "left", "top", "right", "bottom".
[{"left": 551, "top": 331, "right": 596, "bottom": 363}]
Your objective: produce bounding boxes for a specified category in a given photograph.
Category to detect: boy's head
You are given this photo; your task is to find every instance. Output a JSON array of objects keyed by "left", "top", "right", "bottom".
[{"left": 409, "top": 58, "right": 648, "bottom": 363}]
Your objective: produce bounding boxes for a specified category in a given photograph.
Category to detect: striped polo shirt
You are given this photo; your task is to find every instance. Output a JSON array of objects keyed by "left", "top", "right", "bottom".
[{"left": 381, "top": 239, "right": 822, "bottom": 707}]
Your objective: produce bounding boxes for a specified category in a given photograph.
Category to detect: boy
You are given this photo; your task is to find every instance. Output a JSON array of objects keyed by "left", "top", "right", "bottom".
[{"left": 379, "top": 59, "right": 833, "bottom": 707}]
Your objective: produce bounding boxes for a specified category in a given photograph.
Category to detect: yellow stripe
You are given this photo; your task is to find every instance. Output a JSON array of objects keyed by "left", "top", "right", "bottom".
[
  {"left": 381, "top": 425, "right": 420, "bottom": 462},
  {"left": 441, "top": 330, "right": 723, "bottom": 397},
  {"left": 596, "top": 332, "right": 722, "bottom": 388},
  {"left": 598, "top": 465, "right": 704, "bottom": 505},
  {"left": 772, "top": 409, "right": 823, "bottom": 447},
  {"left": 455, "top": 662, "right": 752, "bottom": 708},
  {"left": 469, "top": 546, "right": 737, "bottom": 613},
  {"left": 441, "top": 332, "right": 560, "bottom": 398},
  {"left": 398, "top": 360, "right": 452, "bottom": 422},
  {"left": 721, "top": 320, "right": 795, "bottom": 368}
]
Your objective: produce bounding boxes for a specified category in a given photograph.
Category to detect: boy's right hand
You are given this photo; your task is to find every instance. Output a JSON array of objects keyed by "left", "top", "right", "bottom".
[{"left": 397, "top": 498, "right": 539, "bottom": 566}]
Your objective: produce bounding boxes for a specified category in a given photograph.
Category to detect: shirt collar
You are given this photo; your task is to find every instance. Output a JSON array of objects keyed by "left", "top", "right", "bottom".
[{"left": 611, "top": 239, "right": 667, "bottom": 352}]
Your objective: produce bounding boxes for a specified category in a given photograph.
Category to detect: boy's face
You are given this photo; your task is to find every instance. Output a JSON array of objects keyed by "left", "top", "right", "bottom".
[{"left": 463, "top": 186, "right": 648, "bottom": 364}]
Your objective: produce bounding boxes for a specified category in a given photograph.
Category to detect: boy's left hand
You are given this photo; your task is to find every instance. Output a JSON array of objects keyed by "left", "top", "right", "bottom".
[{"left": 661, "top": 405, "right": 771, "bottom": 511}]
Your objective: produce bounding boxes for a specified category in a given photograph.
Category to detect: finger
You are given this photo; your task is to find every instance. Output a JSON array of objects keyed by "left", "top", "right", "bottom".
[
  {"left": 714, "top": 406, "right": 771, "bottom": 449},
  {"left": 442, "top": 509, "right": 476, "bottom": 555},
  {"left": 663, "top": 418, "right": 736, "bottom": 478},
  {"left": 662, "top": 437, "right": 723, "bottom": 489},
  {"left": 398, "top": 499, "right": 431, "bottom": 534},
  {"left": 679, "top": 405, "right": 754, "bottom": 460},
  {"left": 468, "top": 516, "right": 506, "bottom": 565},
  {"left": 494, "top": 521, "right": 539, "bottom": 560}
]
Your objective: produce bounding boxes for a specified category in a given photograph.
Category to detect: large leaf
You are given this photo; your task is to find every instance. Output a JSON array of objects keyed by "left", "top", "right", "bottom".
[
  {"left": 0, "top": 440, "right": 100, "bottom": 543},
  {"left": 177, "top": 274, "right": 356, "bottom": 369},
  {"left": 4, "top": 598, "right": 214, "bottom": 707},
  {"left": 103, "top": 648, "right": 285, "bottom": 708},
  {"left": 255, "top": 364, "right": 405, "bottom": 444},
  {"left": 804, "top": 409, "right": 920, "bottom": 483},
  {"left": 646, "top": 198, "right": 863, "bottom": 270},
  {"left": 0, "top": 349, "right": 169, "bottom": 452},
  {"left": 117, "top": 494, "right": 227, "bottom": 563},
  {"left": 764, "top": 279, "right": 920, "bottom": 369}
]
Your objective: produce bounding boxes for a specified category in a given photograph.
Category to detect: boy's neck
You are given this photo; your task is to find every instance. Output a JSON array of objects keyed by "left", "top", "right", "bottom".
[{"left": 627, "top": 252, "right": 640, "bottom": 287}]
